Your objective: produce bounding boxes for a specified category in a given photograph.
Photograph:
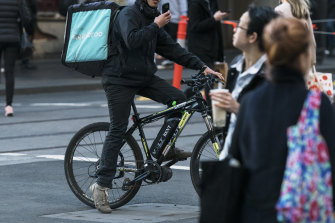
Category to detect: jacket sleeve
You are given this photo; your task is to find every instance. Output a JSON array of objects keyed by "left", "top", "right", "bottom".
[
  {"left": 117, "top": 9, "right": 160, "bottom": 50},
  {"left": 156, "top": 29, "right": 204, "bottom": 70},
  {"left": 319, "top": 94, "right": 335, "bottom": 208},
  {"left": 188, "top": 2, "right": 217, "bottom": 32}
]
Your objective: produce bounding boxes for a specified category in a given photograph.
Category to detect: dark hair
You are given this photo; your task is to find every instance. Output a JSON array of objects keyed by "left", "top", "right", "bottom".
[
  {"left": 246, "top": 5, "right": 278, "bottom": 51},
  {"left": 263, "top": 17, "right": 310, "bottom": 68}
]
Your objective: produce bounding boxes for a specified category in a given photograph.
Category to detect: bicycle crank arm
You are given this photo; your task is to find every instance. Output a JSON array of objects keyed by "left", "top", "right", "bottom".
[
  {"left": 124, "top": 170, "right": 150, "bottom": 186},
  {"left": 116, "top": 167, "right": 139, "bottom": 173}
]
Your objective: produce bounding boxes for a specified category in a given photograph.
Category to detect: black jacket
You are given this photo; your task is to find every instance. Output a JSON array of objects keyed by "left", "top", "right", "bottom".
[
  {"left": 231, "top": 67, "right": 335, "bottom": 223},
  {"left": 187, "top": 0, "right": 223, "bottom": 64},
  {"left": 102, "top": 0, "right": 204, "bottom": 87},
  {"left": 0, "top": 0, "right": 32, "bottom": 43}
]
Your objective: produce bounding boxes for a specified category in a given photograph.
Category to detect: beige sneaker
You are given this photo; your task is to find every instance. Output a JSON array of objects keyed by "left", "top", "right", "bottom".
[{"left": 89, "top": 183, "right": 112, "bottom": 214}]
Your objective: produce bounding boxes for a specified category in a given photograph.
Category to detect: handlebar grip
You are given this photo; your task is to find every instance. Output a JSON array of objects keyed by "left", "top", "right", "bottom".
[{"left": 181, "top": 79, "right": 196, "bottom": 86}]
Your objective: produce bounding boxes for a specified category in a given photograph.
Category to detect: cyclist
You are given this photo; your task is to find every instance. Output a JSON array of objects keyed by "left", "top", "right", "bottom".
[{"left": 90, "top": 0, "right": 223, "bottom": 214}]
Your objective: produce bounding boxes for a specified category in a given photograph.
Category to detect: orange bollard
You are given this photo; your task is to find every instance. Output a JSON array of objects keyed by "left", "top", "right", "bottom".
[
  {"left": 173, "top": 15, "right": 189, "bottom": 89},
  {"left": 222, "top": 20, "right": 237, "bottom": 29}
]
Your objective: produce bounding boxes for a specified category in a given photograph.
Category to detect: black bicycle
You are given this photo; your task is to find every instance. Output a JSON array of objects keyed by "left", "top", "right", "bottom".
[{"left": 64, "top": 70, "right": 224, "bottom": 209}]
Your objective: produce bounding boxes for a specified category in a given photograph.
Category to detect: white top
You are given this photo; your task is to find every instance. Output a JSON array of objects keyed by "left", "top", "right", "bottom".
[
  {"left": 219, "top": 54, "right": 267, "bottom": 160},
  {"left": 275, "top": 1, "right": 293, "bottom": 17}
]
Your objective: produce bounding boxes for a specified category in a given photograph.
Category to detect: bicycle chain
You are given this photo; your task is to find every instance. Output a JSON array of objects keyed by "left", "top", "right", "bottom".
[{"left": 110, "top": 159, "right": 167, "bottom": 189}]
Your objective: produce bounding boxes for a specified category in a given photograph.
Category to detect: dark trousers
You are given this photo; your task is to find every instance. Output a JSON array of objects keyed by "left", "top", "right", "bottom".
[
  {"left": 0, "top": 42, "right": 19, "bottom": 106},
  {"left": 97, "top": 75, "right": 187, "bottom": 188}
]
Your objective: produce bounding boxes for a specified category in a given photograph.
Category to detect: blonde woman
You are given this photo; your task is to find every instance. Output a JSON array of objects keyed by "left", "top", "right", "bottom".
[{"left": 275, "top": 0, "right": 316, "bottom": 65}]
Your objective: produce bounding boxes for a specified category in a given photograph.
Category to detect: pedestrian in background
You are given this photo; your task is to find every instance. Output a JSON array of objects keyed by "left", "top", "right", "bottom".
[
  {"left": 230, "top": 17, "right": 335, "bottom": 223},
  {"left": 210, "top": 6, "right": 278, "bottom": 159},
  {"left": 20, "top": 0, "right": 38, "bottom": 70},
  {"left": 0, "top": 0, "right": 32, "bottom": 116},
  {"left": 275, "top": 0, "right": 316, "bottom": 66},
  {"left": 187, "top": 0, "right": 227, "bottom": 71},
  {"left": 186, "top": 0, "right": 228, "bottom": 102},
  {"left": 158, "top": 0, "right": 188, "bottom": 68}
]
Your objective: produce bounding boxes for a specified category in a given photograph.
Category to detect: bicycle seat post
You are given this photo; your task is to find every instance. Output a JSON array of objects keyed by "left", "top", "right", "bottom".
[{"left": 131, "top": 99, "right": 140, "bottom": 121}]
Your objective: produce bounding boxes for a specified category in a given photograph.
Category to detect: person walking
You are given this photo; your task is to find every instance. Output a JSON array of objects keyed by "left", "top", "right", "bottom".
[
  {"left": 89, "top": 0, "right": 223, "bottom": 214},
  {"left": 230, "top": 17, "right": 335, "bottom": 222},
  {"left": 0, "top": 0, "right": 32, "bottom": 116},
  {"left": 210, "top": 6, "right": 278, "bottom": 159},
  {"left": 187, "top": 0, "right": 227, "bottom": 71}
]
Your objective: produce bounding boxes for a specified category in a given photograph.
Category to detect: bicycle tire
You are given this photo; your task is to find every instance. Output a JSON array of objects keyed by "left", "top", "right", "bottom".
[
  {"left": 64, "top": 122, "right": 143, "bottom": 209},
  {"left": 190, "top": 128, "right": 224, "bottom": 195}
]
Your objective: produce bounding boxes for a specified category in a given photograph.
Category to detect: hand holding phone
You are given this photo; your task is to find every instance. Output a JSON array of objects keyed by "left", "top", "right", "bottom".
[
  {"left": 155, "top": 3, "right": 171, "bottom": 28},
  {"left": 214, "top": 10, "right": 230, "bottom": 21}
]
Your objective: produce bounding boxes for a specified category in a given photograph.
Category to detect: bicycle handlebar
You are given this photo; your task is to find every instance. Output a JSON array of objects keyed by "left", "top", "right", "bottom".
[{"left": 181, "top": 71, "right": 218, "bottom": 89}]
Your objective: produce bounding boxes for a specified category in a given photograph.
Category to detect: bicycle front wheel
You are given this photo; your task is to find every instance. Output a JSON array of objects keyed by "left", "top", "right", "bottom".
[
  {"left": 64, "top": 122, "right": 143, "bottom": 209},
  {"left": 190, "top": 128, "right": 224, "bottom": 195}
]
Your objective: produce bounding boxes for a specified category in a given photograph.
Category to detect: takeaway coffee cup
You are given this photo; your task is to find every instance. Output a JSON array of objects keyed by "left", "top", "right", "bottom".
[{"left": 210, "top": 89, "right": 229, "bottom": 127}]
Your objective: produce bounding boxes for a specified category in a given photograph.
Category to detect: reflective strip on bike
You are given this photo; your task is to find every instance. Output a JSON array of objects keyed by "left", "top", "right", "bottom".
[
  {"left": 178, "top": 112, "right": 191, "bottom": 128},
  {"left": 213, "top": 142, "right": 220, "bottom": 158},
  {"left": 142, "top": 138, "right": 149, "bottom": 157},
  {"left": 168, "top": 112, "right": 192, "bottom": 148}
]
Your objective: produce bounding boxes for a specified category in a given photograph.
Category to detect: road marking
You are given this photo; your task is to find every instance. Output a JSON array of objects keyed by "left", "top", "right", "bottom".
[
  {"left": 8, "top": 102, "right": 164, "bottom": 109},
  {"left": 37, "top": 154, "right": 190, "bottom": 170},
  {"left": 0, "top": 153, "right": 190, "bottom": 170},
  {"left": 136, "top": 96, "right": 151, "bottom": 101},
  {"left": 31, "top": 103, "right": 93, "bottom": 107},
  {"left": 0, "top": 153, "right": 27, "bottom": 156},
  {"left": 42, "top": 203, "right": 199, "bottom": 223},
  {"left": 135, "top": 105, "right": 165, "bottom": 109},
  {"left": 101, "top": 104, "right": 164, "bottom": 109}
]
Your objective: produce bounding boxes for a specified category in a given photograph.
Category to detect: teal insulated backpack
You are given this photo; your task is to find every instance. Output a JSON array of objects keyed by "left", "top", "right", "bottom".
[{"left": 61, "top": 1, "right": 121, "bottom": 77}]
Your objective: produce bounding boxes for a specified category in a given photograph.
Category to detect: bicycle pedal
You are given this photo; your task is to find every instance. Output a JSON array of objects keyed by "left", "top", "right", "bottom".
[{"left": 122, "top": 178, "right": 131, "bottom": 191}]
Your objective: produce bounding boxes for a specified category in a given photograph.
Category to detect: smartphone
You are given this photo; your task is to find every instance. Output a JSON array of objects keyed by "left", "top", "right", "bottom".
[
  {"left": 162, "top": 3, "right": 169, "bottom": 14},
  {"left": 224, "top": 9, "right": 232, "bottom": 13}
]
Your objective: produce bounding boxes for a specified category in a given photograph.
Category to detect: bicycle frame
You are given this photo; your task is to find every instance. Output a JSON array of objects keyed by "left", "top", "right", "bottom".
[{"left": 123, "top": 92, "right": 221, "bottom": 167}]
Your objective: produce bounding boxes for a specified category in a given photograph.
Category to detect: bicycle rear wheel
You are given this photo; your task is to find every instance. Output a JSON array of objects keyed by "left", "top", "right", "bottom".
[
  {"left": 190, "top": 128, "right": 224, "bottom": 195},
  {"left": 64, "top": 122, "right": 143, "bottom": 209}
]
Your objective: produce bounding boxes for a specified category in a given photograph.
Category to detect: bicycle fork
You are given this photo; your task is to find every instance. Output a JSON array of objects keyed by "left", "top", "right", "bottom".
[{"left": 202, "top": 114, "right": 221, "bottom": 158}]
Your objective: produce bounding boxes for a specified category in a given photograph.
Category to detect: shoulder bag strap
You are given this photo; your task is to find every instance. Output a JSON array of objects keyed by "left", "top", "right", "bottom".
[{"left": 297, "top": 90, "right": 321, "bottom": 133}]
